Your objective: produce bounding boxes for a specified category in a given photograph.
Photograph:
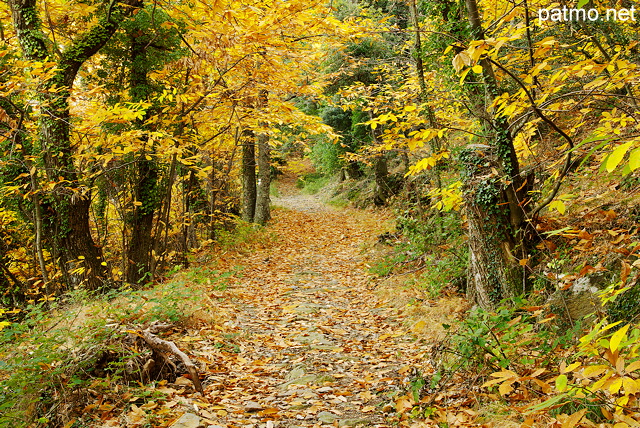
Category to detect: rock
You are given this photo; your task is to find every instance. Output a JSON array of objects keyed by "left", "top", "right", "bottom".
[
  {"left": 286, "top": 365, "right": 306, "bottom": 381},
  {"left": 170, "top": 412, "right": 201, "bottom": 428},
  {"left": 244, "top": 401, "right": 263, "bottom": 412},
  {"left": 546, "top": 275, "right": 604, "bottom": 322},
  {"left": 318, "top": 411, "right": 338, "bottom": 424},
  {"left": 339, "top": 418, "right": 370, "bottom": 427},
  {"left": 280, "top": 374, "right": 318, "bottom": 388}
]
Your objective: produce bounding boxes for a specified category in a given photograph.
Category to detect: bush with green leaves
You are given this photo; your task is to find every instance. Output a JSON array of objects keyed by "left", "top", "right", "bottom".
[{"left": 447, "top": 300, "right": 584, "bottom": 371}]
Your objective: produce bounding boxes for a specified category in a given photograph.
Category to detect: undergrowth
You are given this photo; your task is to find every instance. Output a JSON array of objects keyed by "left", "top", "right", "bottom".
[
  {"left": 296, "top": 172, "right": 330, "bottom": 194},
  {"left": 0, "top": 277, "right": 218, "bottom": 427},
  {"left": 403, "top": 284, "right": 640, "bottom": 427},
  {"left": 0, "top": 221, "right": 262, "bottom": 427},
  {"left": 371, "top": 205, "right": 467, "bottom": 297}
]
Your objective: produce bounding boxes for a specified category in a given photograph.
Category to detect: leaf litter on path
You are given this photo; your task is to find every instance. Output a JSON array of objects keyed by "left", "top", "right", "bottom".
[{"left": 110, "top": 190, "right": 472, "bottom": 428}]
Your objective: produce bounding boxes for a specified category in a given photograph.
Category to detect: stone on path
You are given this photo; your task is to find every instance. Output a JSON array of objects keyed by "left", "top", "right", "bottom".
[
  {"left": 244, "top": 401, "right": 264, "bottom": 412},
  {"left": 338, "top": 418, "right": 371, "bottom": 427},
  {"left": 318, "top": 411, "right": 338, "bottom": 424},
  {"left": 170, "top": 412, "right": 201, "bottom": 428}
]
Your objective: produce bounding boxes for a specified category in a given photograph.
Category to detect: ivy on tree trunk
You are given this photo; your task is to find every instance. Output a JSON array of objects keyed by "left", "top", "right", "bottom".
[{"left": 8, "top": 0, "right": 143, "bottom": 290}]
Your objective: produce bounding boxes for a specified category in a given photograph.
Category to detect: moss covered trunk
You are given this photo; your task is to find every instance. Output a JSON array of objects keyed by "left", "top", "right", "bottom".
[
  {"left": 241, "top": 130, "right": 257, "bottom": 223},
  {"left": 255, "top": 132, "right": 271, "bottom": 225},
  {"left": 8, "top": 0, "right": 141, "bottom": 289}
]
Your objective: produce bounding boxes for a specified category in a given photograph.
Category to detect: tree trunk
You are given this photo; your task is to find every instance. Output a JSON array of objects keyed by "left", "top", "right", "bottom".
[
  {"left": 126, "top": 155, "right": 158, "bottom": 284},
  {"left": 241, "top": 130, "right": 257, "bottom": 223},
  {"left": 462, "top": 0, "right": 525, "bottom": 307},
  {"left": 462, "top": 148, "right": 522, "bottom": 308},
  {"left": 126, "top": 33, "right": 159, "bottom": 285},
  {"left": 254, "top": 132, "right": 271, "bottom": 225},
  {"left": 373, "top": 154, "right": 389, "bottom": 206}
]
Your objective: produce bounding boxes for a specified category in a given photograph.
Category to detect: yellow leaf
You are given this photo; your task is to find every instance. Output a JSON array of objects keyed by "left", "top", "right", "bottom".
[
  {"left": 625, "top": 360, "right": 640, "bottom": 372},
  {"left": 609, "top": 377, "right": 623, "bottom": 394},
  {"left": 628, "top": 147, "right": 640, "bottom": 171},
  {"left": 583, "top": 365, "right": 609, "bottom": 378},
  {"left": 606, "top": 142, "right": 632, "bottom": 172},
  {"left": 549, "top": 199, "right": 566, "bottom": 215},
  {"left": 498, "top": 381, "right": 514, "bottom": 395},
  {"left": 490, "top": 369, "right": 518, "bottom": 379},
  {"left": 622, "top": 376, "right": 638, "bottom": 395},
  {"left": 555, "top": 374, "right": 568, "bottom": 392},
  {"left": 561, "top": 409, "right": 586, "bottom": 428},
  {"left": 472, "top": 64, "right": 483, "bottom": 73},
  {"left": 452, "top": 52, "right": 467, "bottom": 73},
  {"left": 564, "top": 362, "right": 581, "bottom": 373},
  {"left": 610, "top": 324, "right": 630, "bottom": 353}
]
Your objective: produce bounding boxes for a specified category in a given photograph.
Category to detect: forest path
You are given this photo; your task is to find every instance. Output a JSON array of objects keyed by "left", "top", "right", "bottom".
[{"left": 172, "top": 179, "right": 435, "bottom": 428}]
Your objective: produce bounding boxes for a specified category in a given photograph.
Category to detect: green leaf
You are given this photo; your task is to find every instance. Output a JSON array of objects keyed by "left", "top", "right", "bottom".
[
  {"left": 555, "top": 374, "right": 568, "bottom": 392},
  {"left": 605, "top": 142, "right": 632, "bottom": 172},
  {"left": 577, "top": 0, "right": 589, "bottom": 8},
  {"left": 610, "top": 324, "right": 630, "bottom": 353},
  {"left": 526, "top": 393, "right": 568, "bottom": 412}
]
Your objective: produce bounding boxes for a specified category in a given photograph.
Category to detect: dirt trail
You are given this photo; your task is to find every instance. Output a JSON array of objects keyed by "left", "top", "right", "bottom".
[{"left": 173, "top": 182, "right": 433, "bottom": 428}]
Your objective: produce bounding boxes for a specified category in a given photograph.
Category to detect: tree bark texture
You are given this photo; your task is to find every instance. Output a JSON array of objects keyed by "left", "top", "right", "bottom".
[
  {"left": 461, "top": 148, "right": 522, "bottom": 308},
  {"left": 460, "top": 0, "right": 525, "bottom": 307},
  {"left": 254, "top": 132, "right": 271, "bottom": 225},
  {"left": 373, "top": 154, "right": 389, "bottom": 206},
  {"left": 127, "top": 155, "right": 158, "bottom": 284},
  {"left": 241, "top": 130, "right": 257, "bottom": 223}
]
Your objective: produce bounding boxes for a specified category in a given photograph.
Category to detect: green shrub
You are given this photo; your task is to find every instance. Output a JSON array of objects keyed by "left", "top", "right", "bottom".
[
  {"left": 297, "top": 172, "right": 330, "bottom": 194},
  {"left": 606, "top": 282, "right": 640, "bottom": 323},
  {"left": 310, "top": 140, "right": 343, "bottom": 174}
]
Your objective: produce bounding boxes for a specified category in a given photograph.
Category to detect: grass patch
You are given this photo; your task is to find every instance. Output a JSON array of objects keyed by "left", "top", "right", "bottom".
[
  {"left": 327, "top": 197, "right": 349, "bottom": 208},
  {"left": 270, "top": 181, "right": 280, "bottom": 197},
  {"left": 0, "top": 260, "right": 237, "bottom": 427},
  {"left": 215, "top": 218, "right": 277, "bottom": 252},
  {"left": 296, "top": 172, "right": 330, "bottom": 194}
]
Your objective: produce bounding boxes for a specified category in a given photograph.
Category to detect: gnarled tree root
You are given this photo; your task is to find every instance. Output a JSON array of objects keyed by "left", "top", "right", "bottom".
[{"left": 140, "top": 327, "right": 204, "bottom": 393}]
